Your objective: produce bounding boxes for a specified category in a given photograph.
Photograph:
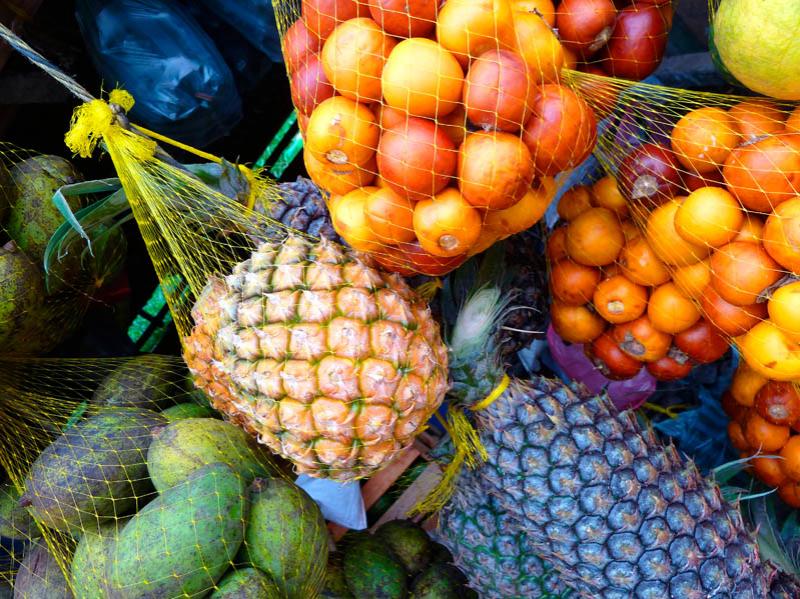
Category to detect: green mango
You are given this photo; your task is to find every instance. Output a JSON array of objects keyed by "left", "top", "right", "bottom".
[
  {"left": 7, "top": 155, "right": 82, "bottom": 263},
  {"left": 428, "top": 542, "right": 454, "bottom": 566},
  {"left": 106, "top": 463, "right": 248, "bottom": 598},
  {"left": 70, "top": 518, "right": 126, "bottom": 599},
  {"left": 210, "top": 568, "right": 281, "bottom": 599},
  {"left": 409, "top": 564, "right": 465, "bottom": 599},
  {"left": 13, "top": 542, "right": 72, "bottom": 599},
  {"left": 0, "top": 162, "right": 11, "bottom": 225},
  {"left": 21, "top": 407, "right": 165, "bottom": 534},
  {"left": 161, "top": 402, "right": 218, "bottom": 422},
  {"left": 241, "top": 477, "right": 328, "bottom": 598},
  {"left": 93, "top": 356, "right": 180, "bottom": 411},
  {"left": 0, "top": 241, "right": 44, "bottom": 349},
  {"left": 375, "top": 520, "right": 432, "bottom": 574},
  {"left": 320, "top": 554, "right": 354, "bottom": 599},
  {"left": 343, "top": 536, "right": 407, "bottom": 599},
  {"left": 146, "top": 418, "right": 276, "bottom": 493},
  {"left": 0, "top": 483, "right": 36, "bottom": 540}
]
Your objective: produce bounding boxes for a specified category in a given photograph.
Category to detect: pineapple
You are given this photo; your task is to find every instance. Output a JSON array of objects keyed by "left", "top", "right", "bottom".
[
  {"left": 183, "top": 235, "right": 448, "bottom": 481},
  {"left": 438, "top": 465, "right": 571, "bottom": 599},
  {"left": 254, "top": 177, "right": 341, "bottom": 244},
  {"left": 438, "top": 288, "right": 800, "bottom": 598}
]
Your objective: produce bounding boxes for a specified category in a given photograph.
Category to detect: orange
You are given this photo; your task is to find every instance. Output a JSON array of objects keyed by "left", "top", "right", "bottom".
[
  {"left": 511, "top": 0, "right": 555, "bottom": 25},
  {"left": 438, "top": 104, "right": 468, "bottom": 146},
  {"left": 302, "top": 0, "right": 371, "bottom": 40},
  {"left": 464, "top": 49, "right": 533, "bottom": 132},
  {"left": 780, "top": 435, "right": 800, "bottom": 481},
  {"left": 557, "top": 185, "right": 593, "bottom": 221},
  {"left": 550, "top": 301, "right": 606, "bottom": 344},
  {"left": 303, "top": 148, "right": 377, "bottom": 196},
  {"left": 645, "top": 199, "right": 710, "bottom": 267},
  {"left": 593, "top": 275, "right": 648, "bottom": 324},
  {"left": 647, "top": 282, "right": 701, "bottom": 334},
  {"left": 618, "top": 235, "right": 671, "bottom": 287},
  {"left": 674, "top": 186, "right": 743, "bottom": 248},
  {"left": 752, "top": 455, "right": 787, "bottom": 487},
  {"left": 611, "top": 315, "right": 672, "bottom": 363},
  {"left": 367, "top": 0, "right": 438, "bottom": 38},
  {"left": 763, "top": 197, "right": 800, "bottom": 274},
  {"left": 700, "top": 285, "right": 766, "bottom": 338},
  {"left": 728, "top": 421, "right": 750, "bottom": 451},
  {"left": 591, "top": 175, "right": 629, "bottom": 218},
  {"left": 769, "top": 281, "right": 800, "bottom": 342},
  {"left": 321, "top": 18, "right": 396, "bottom": 102},
  {"left": 329, "top": 186, "right": 383, "bottom": 251},
  {"left": 413, "top": 188, "right": 482, "bottom": 257},
  {"left": 458, "top": 132, "right": 534, "bottom": 210},
  {"left": 436, "top": 0, "right": 517, "bottom": 65},
  {"left": 728, "top": 100, "right": 786, "bottom": 141},
  {"left": 744, "top": 412, "right": 790, "bottom": 452},
  {"left": 709, "top": 241, "right": 782, "bottom": 306},
  {"left": 550, "top": 259, "right": 602, "bottom": 305},
  {"left": 364, "top": 187, "right": 416, "bottom": 244},
  {"left": 670, "top": 107, "right": 739, "bottom": 173},
  {"left": 738, "top": 321, "right": 800, "bottom": 382},
  {"left": 733, "top": 214, "right": 764, "bottom": 244},
  {"left": 483, "top": 177, "right": 556, "bottom": 236},
  {"left": 779, "top": 481, "right": 800, "bottom": 508},
  {"left": 671, "top": 259, "right": 711, "bottom": 300},
  {"left": 565, "top": 207, "right": 624, "bottom": 267},
  {"left": 467, "top": 227, "right": 503, "bottom": 257},
  {"left": 512, "top": 11, "right": 564, "bottom": 83},
  {"left": 620, "top": 220, "right": 640, "bottom": 242},
  {"left": 547, "top": 225, "right": 568, "bottom": 262},
  {"left": 382, "top": 38, "right": 464, "bottom": 118},
  {"left": 306, "top": 97, "right": 380, "bottom": 166},
  {"left": 730, "top": 361, "right": 768, "bottom": 407}
]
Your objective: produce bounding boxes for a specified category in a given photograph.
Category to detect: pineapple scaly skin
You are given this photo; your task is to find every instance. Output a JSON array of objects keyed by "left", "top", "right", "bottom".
[
  {"left": 440, "top": 289, "right": 800, "bottom": 598},
  {"left": 184, "top": 235, "right": 448, "bottom": 481}
]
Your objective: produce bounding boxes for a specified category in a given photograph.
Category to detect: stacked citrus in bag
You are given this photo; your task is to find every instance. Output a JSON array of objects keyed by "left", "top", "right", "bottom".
[{"left": 281, "top": 0, "right": 602, "bottom": 274}]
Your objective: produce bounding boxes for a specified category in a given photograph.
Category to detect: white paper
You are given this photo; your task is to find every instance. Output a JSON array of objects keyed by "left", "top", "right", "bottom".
[{"left": 296, "top": 475, "right": 367, "bottom": 530}]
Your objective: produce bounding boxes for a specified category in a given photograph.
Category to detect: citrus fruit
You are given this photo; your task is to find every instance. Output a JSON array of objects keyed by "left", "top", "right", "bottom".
[
  {"left": 464, "top": 49, "right": 532, "bottom": 132},
  {"left": 412, "top": 188, "right": 482, "bottom": 257},
  {"left": 645, "top": 199, "right": 710, "bottom": 267},
  {"left": 364, "top": 187, "right": 416, "bottom": 244},
  {"left": 671, "top": 259, "right": 711, "bottom": 300},
  {"left": 612, "top": 315, "right": 672, "bottom": 362},
  {"left": 769, "top": 281, "right": 800, "bottom": 342},
  {"left": 763, "top": 197, "right": 800, "bottom": 273},
  {"left": 565, "top": 207, "right": 624, "bottom": 266},
  {"left": 550, "top": 259, "right": 602, "bottom": 305},
  {"left": 617, "top": 235, "right": 671, "bottom": 287},
  {"left": 674, "top": 186, "right": 743, "bottom": 248},
  {"left": 551, "top": 301, "right": 606, "bottom": 344},
  {"left": 593, "top": 275, "right": 648, "bottom": 323},
  {"left": 647, "top": 282, "right": 701, "bottom": 334},
  {"left": 437, "top": 0, "right": 518, "bottom": 65},
  {"left": 329, "top": 186, "right": 383, "bottom": 251},
  {"left": 670, "top": 107, "right": 739, "bottom": 173},
  {"left": 591, "top": 175, "right": 629, "bottom": 218},
  {"left": 557, "top": 185, "right": 593, "bottom": 221},
  {"left": 303, "top": 148, "right": 377, "bottom": 196},
  {"left": 368, "top": 0, "right": 438, "bottom": 37},
  {"left": 302, "top": 0, "right": 370, "bottom": 39},
  {"left": 306, "top": 97, "right": 380, "bottom": 166},
  {"left": 709, "top": 241, "right": 782, "bottom": 306},
  {"left": 728, "top": 100, "right": 786, "bottom": 141}
]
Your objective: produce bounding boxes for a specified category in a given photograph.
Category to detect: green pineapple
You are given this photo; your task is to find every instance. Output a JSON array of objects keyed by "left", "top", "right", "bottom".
[{"left": 439, "top": 288, "right": 800, "bottom": 598}]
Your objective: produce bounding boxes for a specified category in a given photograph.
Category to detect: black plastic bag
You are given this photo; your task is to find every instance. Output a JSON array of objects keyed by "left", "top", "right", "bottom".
[
  {"left": 194, "top": 0, "right": 283, "bottom": 63},
  {"left": 75, "top": 0, "right": 242, "bottom": 147}
]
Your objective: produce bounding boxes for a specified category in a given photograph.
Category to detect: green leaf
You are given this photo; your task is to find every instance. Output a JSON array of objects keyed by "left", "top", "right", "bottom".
[
  {"left": 712, "top": 453, "right": 760, "bottom": 486},
  {"left": 50, "top": 178, "right": 121, "bottom": 250}
]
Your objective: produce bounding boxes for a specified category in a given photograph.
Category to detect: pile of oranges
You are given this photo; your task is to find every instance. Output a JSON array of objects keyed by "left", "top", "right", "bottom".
[
  {"left": 283, "top": 0, "right": 609, "bottom": 275},
  {"left": 548, "top": 176, "right": 729, "bottom": 382},
  {"left": 724, "top": 361, "right": 800, "bottom": 508}
]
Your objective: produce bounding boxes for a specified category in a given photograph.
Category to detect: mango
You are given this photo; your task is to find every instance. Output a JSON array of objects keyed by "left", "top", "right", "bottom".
[
  {"left": 13, "top": 542, "right": 72, "bottom": 599},
  {"left": 93, "top": 356, "right": 179, "bottom": 411},
  {"left": 0, "top": 241, "right": 44, "bottom": 350},
  {"left": 0, "top": 483, "right": 35, "bottom": 540},
  {"left": 241, "top": 477, "right": 328, "bottom": 598},
  {"left": 210, "top": 568, "right": 281, "bottom": 598},
  {"left": 21, "top": 407, "right": 165, "bottom": 533},
  {"left": 70, "top": 519, "right": 126, "bottom": 599},
  {"left": 161, "top": 402, "right": 218, "bottom": 422},
  {"left": 343, "top": 536, "right": 407, "bottom": 599},
  {"left": 146, "top": 418, "right": 276, "bottom": 493},
  {"left": 106, "top": 463, "right": 248, "bottom": 598}
]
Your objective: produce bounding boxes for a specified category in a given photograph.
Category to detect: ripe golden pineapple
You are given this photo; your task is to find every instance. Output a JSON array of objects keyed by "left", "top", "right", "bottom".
[{"left": 183, "top": 235, "right": 448, "bottom": 481}]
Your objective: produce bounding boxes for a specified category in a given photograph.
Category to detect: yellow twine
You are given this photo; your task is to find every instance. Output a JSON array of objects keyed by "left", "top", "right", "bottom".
[
  {"left": 415, "top": 278, "right": 443, "bottom": 301},
  {"left": 408, "top": 375, "right": 509, "bottom": 517}
]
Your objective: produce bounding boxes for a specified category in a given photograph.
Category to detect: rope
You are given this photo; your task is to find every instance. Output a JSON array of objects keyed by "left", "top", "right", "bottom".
[{"left": 0, "top": 22, "right": 95, "bottom": 103}]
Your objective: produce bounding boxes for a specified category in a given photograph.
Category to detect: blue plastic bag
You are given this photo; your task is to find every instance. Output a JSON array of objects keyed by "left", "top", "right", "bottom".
[
  {"left": 75, "top": 0, "right": 242, "bottom": 147},
  {"left": 194, "top": 0, "right": 283, "bottom": 63}
]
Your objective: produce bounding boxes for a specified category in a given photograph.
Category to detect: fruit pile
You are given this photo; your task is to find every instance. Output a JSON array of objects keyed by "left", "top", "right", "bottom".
[
  {"left": 4, "top": 358, "right": 331, "bottom": 598},
  {"left": 326, "top": 520, "right": 474, "bottom": 598},
  {"left": 723, "top": 361, "right": 800, "bottom": 509},
  {"left": 547, "top": 175, "right": 729, "bottom": 381},
  {"left": 282, "top": 0, "right": 610, "bottom": 274}
]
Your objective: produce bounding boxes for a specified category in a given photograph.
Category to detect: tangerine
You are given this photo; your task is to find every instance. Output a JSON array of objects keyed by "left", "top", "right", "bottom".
[
  {"left": 464, "top": 49, "right": 533, "bottom": 132},
  {"left": 557, "top": 185, "right": 593, "bottom": 221},
  {"left": 645, "top": 199, "right": 710, "bottom": 266},
  {"left": 674, "top": 186, "right": 743, "bottom": 248},
  {"left": 458, "top": 132, "right": 534, "bottom": 210},
  {"left": 591, "top": 175, "right": 629, "bottom": 218},
  {"left": 700, "top": 286, "right": 766, "bottom": 338},
  {"left": 778, "top": 481, "right": 800, "bottom": 508},
  {"left": 730, "top": 361, "right": 768, "bottom": 407},
  {"left": 769, "top": 281, "right": 800, "bottom": 342},
  {"left": 368, "top": 0, "right": 438, "bottom": 37},
  {"left": 321, "top": 18, "right": 396, "bottom": 102},
  {"left": 551, "top": 301, "right": 606, "bottom": 344},
  {"left": 728, "top": 100, "right": 786, "bottom": 141},
  {"left": 744, "top": 412, "right": 790, "bottom": 452},
  {"left": 364, "top": 187, "right": 417, "bottom": 244},
  {"left": 728, "top": 421, "right": 750, "bottom": 451},
  {"left": 733, "top": 214, "right": 764, "bottom": 244},
  {"left": 382, "top": 38, "right": 464, "bottom": 118},
  {"left": 763, "top": 197, "right": 800, "bottom": 273},
  {"left": 738, "top": 321, "right": 800, "bottom": 382},
  {"left": 522, "top": 84, "right": 597, "bottom": 176},
  {"left": 752, "top": 456, "right": 787, "bottom": 487},
  {"left": 671, "top": 259, "right": 711, "bottom": 300},
  {"left": 302, "top": 0, "right": 370, "bottom": 39},
  {"left": 547, "top": 225, "right": 569, "bottom": 262},
  {"left": 306, "top": 96, "right": 380, "bottom": 166},
  {"left": 648, "top": 282, "right": 701, "bottom": 334},
  {"left": 550, "top": 259, "right": 602, "bottom": 305},
  {"left": 484, "top": 177, "right": 555, "bottom": 236},
  {"left": 671, "top": 107, "right": 739, "bottom": 173},
  {"left": 413, "top": 188, "right": 482, "bottom": 257},
  {"left": 512, "top": 11, "right": 565, "bottom": 82},
  {"left": 565, "top": 207, "right": 624, "bottom": 266},
  {"left": 593, "top": 275, "right": 648, "bottom": 323},
  {"left": 438, "top": 105, "right": 468, "bottom": 146},
  {"left": 437, "top": 0, "right": 518, "bottom": 65},
  {"left": 377, "top": 116, "right": 458, "bottom": 201},
  {"left": 710, "top": 241, "right": 782, "bottom": 306},
  {"left": 511, "top": 0, "right": 556, "bottom": 25},
  {"left": 618, "top": 235, "right": 671, "bottom": 287},
  {"left": 612, "top": 315, "right": 672, "bottom": 362},
  {"left": 329, "top": 186, "right": 383, "bottom": 251},
  {"left": 780, "top": 435, "right": 800, "bottom": 481},
  {"left": 303, "top": 148, "right": 377, "bottom": 196}
]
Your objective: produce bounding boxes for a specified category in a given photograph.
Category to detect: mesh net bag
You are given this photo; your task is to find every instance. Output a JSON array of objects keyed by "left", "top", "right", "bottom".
[
  {"left": 0, "top": 355, "right": 337, "bottom": 598},
  {"left": 270, "top": 0, "right": 677, "bottom": 274},
  {"left": 0, "top": 144, "right": 127, "bottom": 357}
]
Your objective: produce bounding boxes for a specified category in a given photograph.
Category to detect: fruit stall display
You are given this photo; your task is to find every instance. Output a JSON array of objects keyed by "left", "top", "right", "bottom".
[{"left": 276, "top": 0, "right": 680, "bottom": 274}]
